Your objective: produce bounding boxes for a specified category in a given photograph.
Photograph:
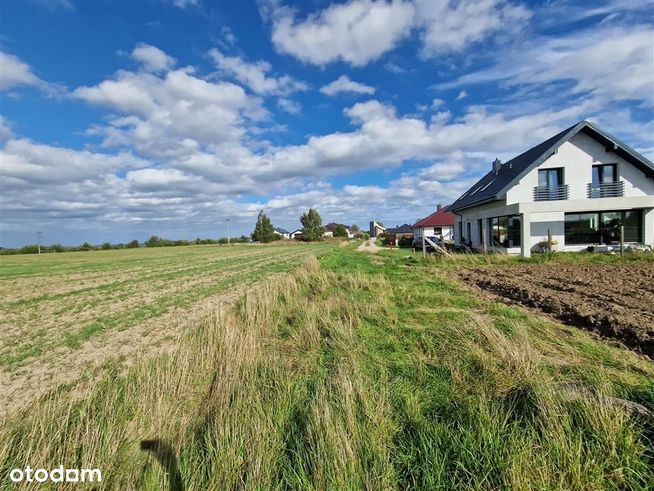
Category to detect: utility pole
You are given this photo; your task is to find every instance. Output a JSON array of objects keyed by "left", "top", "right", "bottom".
[
  {"left": 226, "top": 218, "right": 230, "bottom": 246},
  {"left": 36, "top": 231, "right": 43, "bottom": 254}
]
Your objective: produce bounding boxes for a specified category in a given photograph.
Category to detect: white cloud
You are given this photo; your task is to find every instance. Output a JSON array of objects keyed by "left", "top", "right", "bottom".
[
  {"left": 265, "top": 0, "right": 532, "bottom": 66},
  {"left": 208, "top": 48, "right": 308, "bottom": 96},
  {"left": 456, "top": 90, "right": 467, "bottom": 100},
  {"left": 0, "top": 139, "right": 147, "bottom": 184},
  {"left": 415, "top": 0, "right": 532, "bottom": 56},
  {"left": 172, "top": 0, "right": 199, "bottom": 8},
  {"left": 72, "top": 49, "right": 267, "bottom": 158},
  {"left": 267, "top": 0, "right": 415, "bottom": 66},
  {"left": 320, "top": 75, "right": 375, "bottom": 96},
  {"left": 0, "top": 116, "right": 14, "bottom": 140},
  {"left": 437, "top": 24, "right": 654, "bottom": 105},
  {"left": 277, "top": 98, "right": 301, "bottom": 114},
  {"left": 0, "top": 52, "right": 44, "bottom": 91},
  {"left": 131, "top": 43, "right": 176, "bottom": 72}
]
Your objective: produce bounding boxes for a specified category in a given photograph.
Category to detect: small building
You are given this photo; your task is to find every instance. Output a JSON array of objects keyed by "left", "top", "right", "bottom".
[
  {"left": 323, "top": 222, "right": 354, "bottom": 239},
  {"left": 413, "top": 205, "right": 455, "bottom": 241},
  {"left": 274, "top": 227, "right": 290, "bottom": 239},
  {"left": 449, "top": 120, "right": 654, "bottom": 257},
  {"left": 290, "top": 229, "right": 303, "bottom": 240},
  {"left": 369, "top": 221, "right": 385, "bottom": 237},
  {"left": 385, "top": 224, "right": 414, "bottom": 244}
]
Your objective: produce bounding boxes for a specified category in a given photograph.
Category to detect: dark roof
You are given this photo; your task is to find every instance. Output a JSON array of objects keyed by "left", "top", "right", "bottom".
[
  {"left": 386, "top": 223, "right": 414, "bottom": 234},
  {"left": 449, "top": 120, "right": 654, "bottom": 212},
  {"left": 274, "top": 227, "right": 289, "bottom": 234},
  {"left": 324, "top": 222, "right": 348, "bottom": 232},
  {"left": 414, "top": 206, "right": 455, "bottom": 227}
]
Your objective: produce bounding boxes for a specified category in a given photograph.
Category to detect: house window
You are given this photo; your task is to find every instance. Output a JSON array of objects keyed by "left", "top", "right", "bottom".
[
  {"left": 489, "top": 216, "right": 521, "bottom": 248},
  {"left": 564, "top": 210, "right": 642, "bottom": 244},
  {"left": 466, "top": 222, "right": 472, "bottom": 245},
  {"left": 458, "top": 221, "right": 463, "bottom": 243},
  {"left": 478, "top": 219, "right": 483, "bottom": 245},
  {"left": 538, "top": 168, "right": 563, "bottom": 188},
  {"left": 592, "top": 164, "right": 617, "bottom": 186}
]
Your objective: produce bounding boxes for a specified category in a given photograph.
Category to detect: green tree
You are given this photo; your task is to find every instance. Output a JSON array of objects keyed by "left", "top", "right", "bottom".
[
  {"left": 252, "top": 210, "right": 277, "bottom": 243},
  {"left": 144, "top": 236, "right": 161, "bottom": 247},
  {"left": 333, "top": 224, "right": 349, "bottom": 238},
  {"left": 300, "top": 208, "right": 324, "bottom": 241},
  {"left": 126, "top": 240, "right": 139, "bottom": 248},
  {"left": 101, "top": 242, "right": 113, "bottom": 250}
]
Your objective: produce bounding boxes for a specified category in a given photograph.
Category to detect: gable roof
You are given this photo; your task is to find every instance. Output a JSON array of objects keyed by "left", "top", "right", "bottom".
[
  {"left": 449, "top": 120, "right": 654, "bottom": 212},
  {"left": 414, "top": 206, "right": 455, "bottom": 228},
  {"left": 274, "top": 227, "right": 289, "bottom": 234},
  {"left": 386, "top": 223, "right": 414, "bottom": 234},
  {"left": 324, "top": 222, "right": 349, "bottom": 232}
]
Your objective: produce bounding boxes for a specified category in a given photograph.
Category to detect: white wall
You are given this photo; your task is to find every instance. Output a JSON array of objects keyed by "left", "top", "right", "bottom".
[
  {"left": 506, "top": 132, "right": 654, "bottom": 204},
  {"left": 413, "top": 226, "right": 453, "bottom": 240}
]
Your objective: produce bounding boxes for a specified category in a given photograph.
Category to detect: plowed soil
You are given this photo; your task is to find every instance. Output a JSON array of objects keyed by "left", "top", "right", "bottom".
[{"left": 458, "top": 263, "right": 654, "bottom": 358}]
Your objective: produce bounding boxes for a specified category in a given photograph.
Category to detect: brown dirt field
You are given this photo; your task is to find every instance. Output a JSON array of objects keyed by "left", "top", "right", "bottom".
[{"left": 458, "top": 263, "right": 654, "bottom": 358}]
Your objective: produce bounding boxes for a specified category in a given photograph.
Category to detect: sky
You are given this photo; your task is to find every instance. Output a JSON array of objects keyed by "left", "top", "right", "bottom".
[{"left": 0, "top": 0, "right": 653, "bottom": 247}]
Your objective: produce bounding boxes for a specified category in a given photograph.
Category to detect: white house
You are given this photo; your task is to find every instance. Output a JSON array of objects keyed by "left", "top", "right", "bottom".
[
  {"left": 323, "top": 223, "right": 354, "bottom": 239},
  {"left": 413, "top": 205, "right": 455, "bottom": 242},
  {"left": 449, "top": 120, "right": 654, "bottom": 257},
  {"left": 274, "top": 227, "right": 290, "bottom": 239},
  {"left": 290, "top": 229, "right": 303, "bottom": 240},
  {"left": 369, "top": 221, "right": 385, "bottom": 237}
]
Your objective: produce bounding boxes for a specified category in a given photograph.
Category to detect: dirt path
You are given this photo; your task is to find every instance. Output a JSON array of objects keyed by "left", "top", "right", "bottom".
[{"left": 356, "top": 237, "right": 383, "bottom": 253}]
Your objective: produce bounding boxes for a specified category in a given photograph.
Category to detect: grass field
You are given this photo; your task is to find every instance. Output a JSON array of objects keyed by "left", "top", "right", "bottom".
[
  {"left": 1, "top": 245, "right": 653, "bottom": 489},
  {"left": 0, "top": 243, "right": 334, "bottom": 415}
]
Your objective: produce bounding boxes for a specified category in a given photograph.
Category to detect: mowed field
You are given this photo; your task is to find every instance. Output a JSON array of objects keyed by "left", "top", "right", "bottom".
[
  {"left": 0, "top": 243, "right": 334, "bottom": 415},
  {"left": 1, "top": 245, "right": 654, "bottom": 489}
]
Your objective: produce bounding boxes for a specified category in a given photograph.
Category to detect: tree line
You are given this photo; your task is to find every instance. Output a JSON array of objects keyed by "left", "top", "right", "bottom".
[{"left": 1, "top": 208, "right": 364, "bottom": 254}]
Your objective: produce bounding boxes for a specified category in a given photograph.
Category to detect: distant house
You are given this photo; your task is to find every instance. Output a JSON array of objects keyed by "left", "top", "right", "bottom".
[
  {"left": 323, "top": 222, "right": 354, "bottom": 239},
  {"left": 413, "top": 205, "right": 455, "bottom": 242},
  {"left": 449, "top": 120, "right": 654, "bottom": 257},
  {"left": 290, "top": 229, "right": 303, "bottom": 240},
  {"left": 385, "top": 224, "right": 414, "bottom": 243},
  {"left": 274, "top": 227, "right": 290, "bottom": 239},
  {"left": 369, "top": 221, "right": 385, "bottom": 237}
]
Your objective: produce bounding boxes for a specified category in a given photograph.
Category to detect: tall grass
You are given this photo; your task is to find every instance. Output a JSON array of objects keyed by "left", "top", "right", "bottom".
[{"left": 1, "top": 251, "right": 653, "bottom": 490}]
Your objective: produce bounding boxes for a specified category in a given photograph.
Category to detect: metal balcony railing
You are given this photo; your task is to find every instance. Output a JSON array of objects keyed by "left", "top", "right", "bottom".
[
  {"left": 587, "top": 180, "right": 624, "bottom": 198},
  {"left": 533, "top": 184, "right": 569, "bottom": 201}
]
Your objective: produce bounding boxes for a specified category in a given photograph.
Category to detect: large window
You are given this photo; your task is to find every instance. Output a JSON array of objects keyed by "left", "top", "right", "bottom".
[
  {"left": 592, "top": 164, "right": 617, "bottom": 186},
  {"left": 538, "top": 168, "right": 563, "bottom": 187},
  {"left": 489, "top": 216, "right": 521, "bottom": 248},
  {"left": 565, "top": 210, "right": 642, "bottom": 245}
]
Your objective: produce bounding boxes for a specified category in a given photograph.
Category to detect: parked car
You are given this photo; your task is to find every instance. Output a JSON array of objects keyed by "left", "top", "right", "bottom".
[{"left": 412, "top": 236, "right": 443, "bottom": 252}]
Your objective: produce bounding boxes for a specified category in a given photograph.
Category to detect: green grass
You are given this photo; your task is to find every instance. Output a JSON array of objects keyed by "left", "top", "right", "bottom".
[{"left": 1, "top": 247, "right": 653, "bottom": 489}]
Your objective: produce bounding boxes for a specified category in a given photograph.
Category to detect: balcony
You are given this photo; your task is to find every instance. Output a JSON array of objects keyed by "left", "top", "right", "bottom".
[
  {"left": 533, "top": 184, "right": 569, "bottom": 201},
  {"left": 587, "top": 180, "right": 624, "bottom": 199}
]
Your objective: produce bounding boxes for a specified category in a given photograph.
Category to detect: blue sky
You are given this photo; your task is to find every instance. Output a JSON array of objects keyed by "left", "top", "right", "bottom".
[{"left": 1, "top": 0, "right": 653, "bottom": 247}]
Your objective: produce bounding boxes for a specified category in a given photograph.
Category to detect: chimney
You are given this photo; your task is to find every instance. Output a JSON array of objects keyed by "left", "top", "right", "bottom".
[
  {"left": 492, "top": 158, "right": 502, "bottom": 174},
  {"left": 437, "top": 204, "right": 442, "bottom": 211}
]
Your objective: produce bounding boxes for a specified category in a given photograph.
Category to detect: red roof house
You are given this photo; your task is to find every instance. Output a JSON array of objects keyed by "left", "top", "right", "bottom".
[{"left": 413, "top": 205, "right": 455, "bottom": 241}]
